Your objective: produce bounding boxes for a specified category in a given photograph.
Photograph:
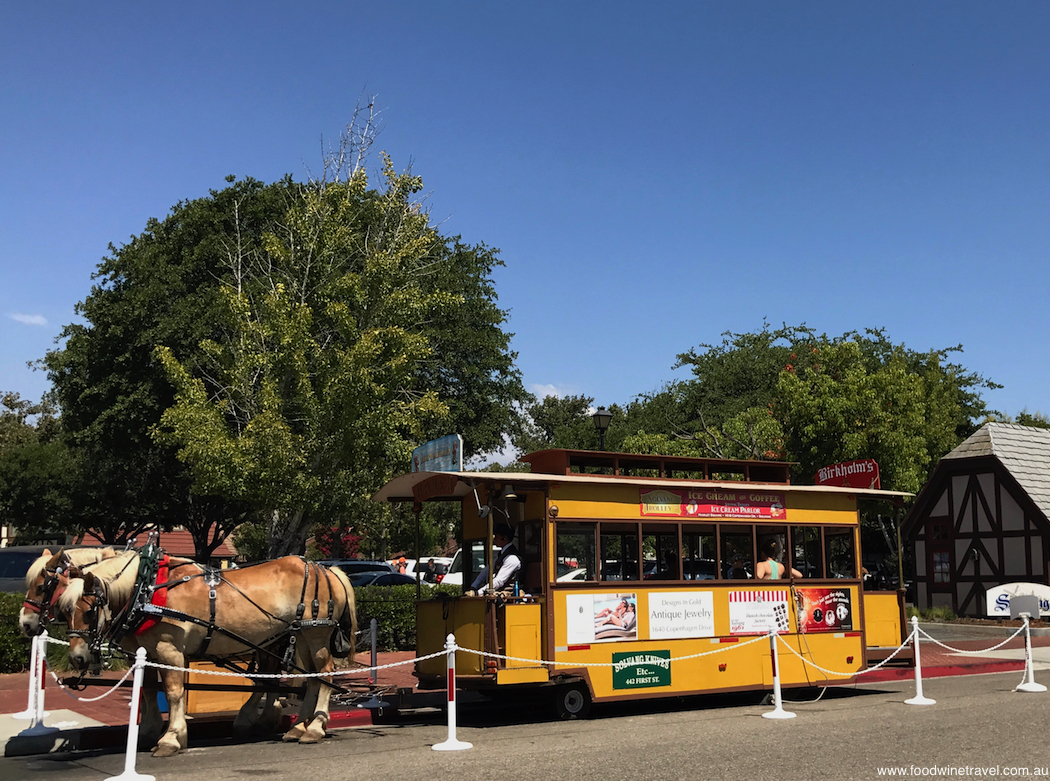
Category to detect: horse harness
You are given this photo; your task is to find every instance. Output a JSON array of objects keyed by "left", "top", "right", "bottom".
[{"left": 81, "top": 548, "right": 350, "bottom": 684}]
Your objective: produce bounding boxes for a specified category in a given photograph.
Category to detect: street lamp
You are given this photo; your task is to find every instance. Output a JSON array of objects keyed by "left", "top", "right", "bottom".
[{"left": 591, "top": 407, "right": 613, "bottom": 451}]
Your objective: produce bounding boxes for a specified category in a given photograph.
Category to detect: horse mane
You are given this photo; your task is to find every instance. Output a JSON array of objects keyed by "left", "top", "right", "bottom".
[
  {"left": 24, "top": 546, "right": 118, "bottom": 590},
  {"left": 72, "top": 550, "right": 141, "bottom": 607},
  {"left": 57, "top": 577, "right": 86, "bottom": 612}
]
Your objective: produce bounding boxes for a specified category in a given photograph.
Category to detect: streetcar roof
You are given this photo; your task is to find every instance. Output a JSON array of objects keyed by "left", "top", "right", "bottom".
[{"left": 372, "top": 469, "right": 913, "bottom": 503}]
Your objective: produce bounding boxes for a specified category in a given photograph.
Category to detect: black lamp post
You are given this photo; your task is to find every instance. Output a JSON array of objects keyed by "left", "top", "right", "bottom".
[{"left": 591, "top": 407, "right": 613, "bottom": 451}]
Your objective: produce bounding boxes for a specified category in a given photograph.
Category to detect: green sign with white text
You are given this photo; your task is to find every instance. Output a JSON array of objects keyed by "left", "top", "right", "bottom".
[{"left": 612, "top": 650, "right": 671, "bottom": 689}]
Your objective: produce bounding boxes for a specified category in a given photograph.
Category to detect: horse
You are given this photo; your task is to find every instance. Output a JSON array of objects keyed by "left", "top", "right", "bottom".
[
  {"left": 19, "top": 547, "right": 118, "bottom": 637},
  {"left": 19, "top": 547, "right": 303, "bottom": 744},
  {"left": 57, "top": 551, "right": 357, "bottom": 757}
]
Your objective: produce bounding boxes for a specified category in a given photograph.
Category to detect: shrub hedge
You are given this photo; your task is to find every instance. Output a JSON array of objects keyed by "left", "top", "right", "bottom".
[
  {"left": 0, "top": 592, "right": 32, "bottom": 673},
  {"left": 354, "top": 584, "right": 460, "bottom": 652}
]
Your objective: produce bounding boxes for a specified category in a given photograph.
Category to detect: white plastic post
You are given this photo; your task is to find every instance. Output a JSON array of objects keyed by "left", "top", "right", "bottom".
[
  {"left": 104, "top": 646, "right": 155, "bottom": 781},
  {"left": 16, "top": 632, "right": 57, "bottom": 736},
  {"left": 12, "top": 632, "right": 41, "bottom": 720},
  {"left": 433, "top": 633, "right": 472, "bottom": 751},
  {"left": 905, "top": 616, "right": 936, "bottom": 705},
  {"left": 762, "top": 632, "right": 796, "bottom": 720},
  {"left": 369, "top": 617, "right": 378, "bottom": 685},
  {"left": 35, "top": 630, "right": 49, "bottom": 723},
  {"left": 1015, "top": 616, "right": 1046, "bottom": 693}
]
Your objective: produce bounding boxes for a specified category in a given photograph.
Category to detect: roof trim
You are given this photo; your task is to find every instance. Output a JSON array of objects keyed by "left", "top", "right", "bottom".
[{"left": 372, "top": 470, "right": 913, "bottom": 503}]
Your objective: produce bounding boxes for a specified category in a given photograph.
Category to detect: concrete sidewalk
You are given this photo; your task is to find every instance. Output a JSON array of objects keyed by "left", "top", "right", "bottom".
[{"left": 0, "top": 650, "right": 419, "bottom": 756}]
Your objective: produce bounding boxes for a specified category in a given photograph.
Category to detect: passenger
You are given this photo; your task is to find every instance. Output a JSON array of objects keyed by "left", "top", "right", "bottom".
[
  {"left": 755, "top": 538, "right": 802, "bottom": 580},
  {"left": 465, "top": 523, "right": 521, "bottom": 596},
  {"left": 657, "top": 550, "right": 680, "bottom": 580},
  {"left": 729, "top": 552, "right": 750, "bottom": 579}
]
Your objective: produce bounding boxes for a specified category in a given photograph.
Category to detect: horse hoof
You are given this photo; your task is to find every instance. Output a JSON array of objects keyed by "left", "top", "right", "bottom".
[
  {"left": 282, "top": 724, "right": 306, "bottom": 742},
  {"left": 152, "top": 743, "right": 180, "bottom": 758}
]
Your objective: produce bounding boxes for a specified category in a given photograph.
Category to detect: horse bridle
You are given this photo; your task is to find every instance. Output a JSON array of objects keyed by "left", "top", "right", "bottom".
[{"left": 22, "top": 556, "right": 74, "bottom": 634}]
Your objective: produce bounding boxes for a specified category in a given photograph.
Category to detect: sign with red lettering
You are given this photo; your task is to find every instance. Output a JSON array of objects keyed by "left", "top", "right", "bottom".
[
  {"left": 640, "top": 488, "right": 786, "bottom": 519},
  {"left": 814, "top": 459, "right": 880, "bottom": 489}
]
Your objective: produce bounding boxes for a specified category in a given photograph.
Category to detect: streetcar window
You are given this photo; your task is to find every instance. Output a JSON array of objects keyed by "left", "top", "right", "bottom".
[
  {"left": 792, "top": 526, "right": 822, "bottom": 578},
  {"left": 721, "top": 531, "right": 753, "bottom": 579},
  {"left": 643, "top": 525, "right": 678, "bottom": 580},
  {"left": 825, "top": 528, "right": 856, "bottom": 578},
  {"left": 556, "top": 526, "right": 596, "bottom": 582},
  {"left": 682, "top": 526, "right": 716, "bottom": 580},
  {"left": 758, "top": 527, "right": 789, "bottom": 577},
  {"left": 600, "top": 525, "right": 640, "bottom": 581}
]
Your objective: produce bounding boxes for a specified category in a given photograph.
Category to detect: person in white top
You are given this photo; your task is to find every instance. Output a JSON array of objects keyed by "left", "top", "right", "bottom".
[{"left": 465, "top": 523, "right": 520, "bottom": 596}]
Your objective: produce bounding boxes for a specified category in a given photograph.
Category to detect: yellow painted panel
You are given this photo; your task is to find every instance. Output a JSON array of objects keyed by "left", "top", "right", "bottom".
[
  {"left": 550, "top": 585, "right": 862, "bottom": 699},
  {"left": 496, "top": 667, "right": 550, "bottom": 685},
  {"left": 185, "top": 660, "right": 252, "bottom": 714},
  {"left": 863, "top": 592, "right": 904, "bottom": 647},
  {"left": 416, "top": 598, "right": 486, "bottom": 677},
  {"left": 504, "top": 603, "right": 543, "bottom": 667},
  {"left": 548, "top": 483, "right": 859, "bottom": 525}
]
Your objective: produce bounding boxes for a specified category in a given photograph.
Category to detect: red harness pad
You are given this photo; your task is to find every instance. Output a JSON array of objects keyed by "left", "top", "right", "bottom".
[{"left": 135, "top": 555, "right": 170, "bottom": 635}]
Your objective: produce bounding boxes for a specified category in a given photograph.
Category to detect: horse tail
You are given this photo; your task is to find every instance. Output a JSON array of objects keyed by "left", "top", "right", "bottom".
[{"left": 327, "top": 566, "right": 357, "bottom": 656}]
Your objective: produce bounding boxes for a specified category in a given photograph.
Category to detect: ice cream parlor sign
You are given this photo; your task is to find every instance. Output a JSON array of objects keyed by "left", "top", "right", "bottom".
[{"left": 640, "top": 488, "right": 786, "bottom": 520}]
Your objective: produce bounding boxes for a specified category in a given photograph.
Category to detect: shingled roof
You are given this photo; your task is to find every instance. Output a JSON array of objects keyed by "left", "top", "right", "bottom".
[{"left": 942, "top": 422, "right": 1050, "bottom": 520}]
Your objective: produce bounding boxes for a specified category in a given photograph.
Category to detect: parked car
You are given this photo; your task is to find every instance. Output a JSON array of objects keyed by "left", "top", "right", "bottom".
[
  {"left": 419, "top": 556, "right": 453, "bottom": 583},
  {"left": 0, "top": 545, "right": 52, "bottom": 593},
  {"left": 557, "top": 567, "right": 588, "bottom": 582},
  {"left": 317, "top": 559, "right": 395, "bottom": 576},
  {"left": 443, "top": 544, "right": 500, "bottom": 587},
  {"left": 348, "top": 571, "right": 422, "bottom": 588}
]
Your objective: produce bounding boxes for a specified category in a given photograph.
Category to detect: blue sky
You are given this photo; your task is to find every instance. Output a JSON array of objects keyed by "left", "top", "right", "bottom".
[{"left": 2, "top": 3, "right": 1048, "bottom": 422}]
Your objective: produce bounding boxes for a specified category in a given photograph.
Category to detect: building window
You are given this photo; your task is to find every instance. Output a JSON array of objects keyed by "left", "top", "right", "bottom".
[{"left": 932, "top": 551, "right": 951, "bottom": 583}]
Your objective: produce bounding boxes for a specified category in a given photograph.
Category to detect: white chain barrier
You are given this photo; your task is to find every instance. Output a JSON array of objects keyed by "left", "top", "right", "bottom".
[
  {"left": 16, "top": 611, "right": 1044, "bottom": 774},
  {"left": 916, "top": 619, "right": 1027, "bottom": 654},
  {"left": 456, "top": 631, "right": 772, "bottom": 667}
]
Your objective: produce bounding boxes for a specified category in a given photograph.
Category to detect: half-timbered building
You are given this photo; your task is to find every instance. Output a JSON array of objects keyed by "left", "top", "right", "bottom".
[{"left": 902, "top": 422, "right": 1050, "bottom": 616}]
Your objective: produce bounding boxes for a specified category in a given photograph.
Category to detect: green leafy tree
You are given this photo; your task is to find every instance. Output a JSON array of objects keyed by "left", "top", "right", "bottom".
[
  {"left": 777, "top": 340, "right": 929, "bottom": 492},
  {"left": 510, "top": 395, "right": 632, "bottom": 456},
  {"left": 44, "top": 177, "right": 291, "bottom": 555},
  {"left": 0, "top": 393, "right": 76, "bottom": 543},
  {"left": 631, "top": 323, "right": 997, "bottom": 491},
  {"left": 155, "top": 152, "right": 525, "bottom": 558}
]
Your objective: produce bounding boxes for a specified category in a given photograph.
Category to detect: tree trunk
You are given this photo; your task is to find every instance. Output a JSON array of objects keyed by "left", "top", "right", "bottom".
[{"left": 267, "top": 508, "right": 312, "bottom": 559}]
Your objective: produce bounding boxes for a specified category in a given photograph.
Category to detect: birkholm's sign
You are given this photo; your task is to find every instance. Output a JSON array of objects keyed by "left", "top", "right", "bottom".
[{"left": 814, "top": 459, "right": 880, "bottom": 489}]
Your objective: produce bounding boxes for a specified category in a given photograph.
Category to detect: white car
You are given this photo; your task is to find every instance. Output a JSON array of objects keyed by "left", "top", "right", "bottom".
[
  {"left": 443, "top": 544, "right": 499, "bottom": 587},
  {"left": 557, "top": 567, "right": 588, "bottom": 582}
]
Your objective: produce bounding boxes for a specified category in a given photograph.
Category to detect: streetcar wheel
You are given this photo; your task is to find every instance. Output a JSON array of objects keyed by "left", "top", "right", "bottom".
[
  {"left": 369, "top": 706, "right": 401, "bottom": 725},
  {"left": 553, "top": 684, "right": 591, "bottom": 720}
]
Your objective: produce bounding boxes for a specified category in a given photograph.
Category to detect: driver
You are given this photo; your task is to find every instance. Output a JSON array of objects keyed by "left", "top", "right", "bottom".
[{"left": 465, "top": 523, "right": 520, "bottom": 596}]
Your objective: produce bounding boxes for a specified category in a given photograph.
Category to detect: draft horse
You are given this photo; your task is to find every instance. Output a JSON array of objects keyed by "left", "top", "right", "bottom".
[
  {"left": 19, "top": 547, "right": 118, "bottom": 637},
  {"left": 58, "top": 550, "right": 357, "bottom": 757}
]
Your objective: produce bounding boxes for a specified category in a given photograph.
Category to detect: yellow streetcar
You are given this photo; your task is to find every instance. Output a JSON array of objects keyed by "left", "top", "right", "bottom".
[{"left": 373, "top": 449, "right": 911, "bottom": 718}]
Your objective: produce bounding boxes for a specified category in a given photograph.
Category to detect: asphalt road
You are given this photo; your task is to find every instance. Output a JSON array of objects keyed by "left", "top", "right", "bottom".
[{"left": 4, "top": 671, "right": 1049, "bottom": 781}]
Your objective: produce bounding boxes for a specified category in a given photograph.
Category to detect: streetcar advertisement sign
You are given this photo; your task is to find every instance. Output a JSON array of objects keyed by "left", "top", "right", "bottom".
[
  {"left": 648, "top": 591, "right": 715, "bottom": 639},
  {"left": 640, "top": 488, "right": 786, "bottom": 519},
  {"left": 728, "top": 589, "right": 791, "bottom": 635},
  {"left": 796, "top": 587, "right": 853, "bottom": 632},
  {"left": 612, "top": 650, "right": 671, "bottom": 690}
]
